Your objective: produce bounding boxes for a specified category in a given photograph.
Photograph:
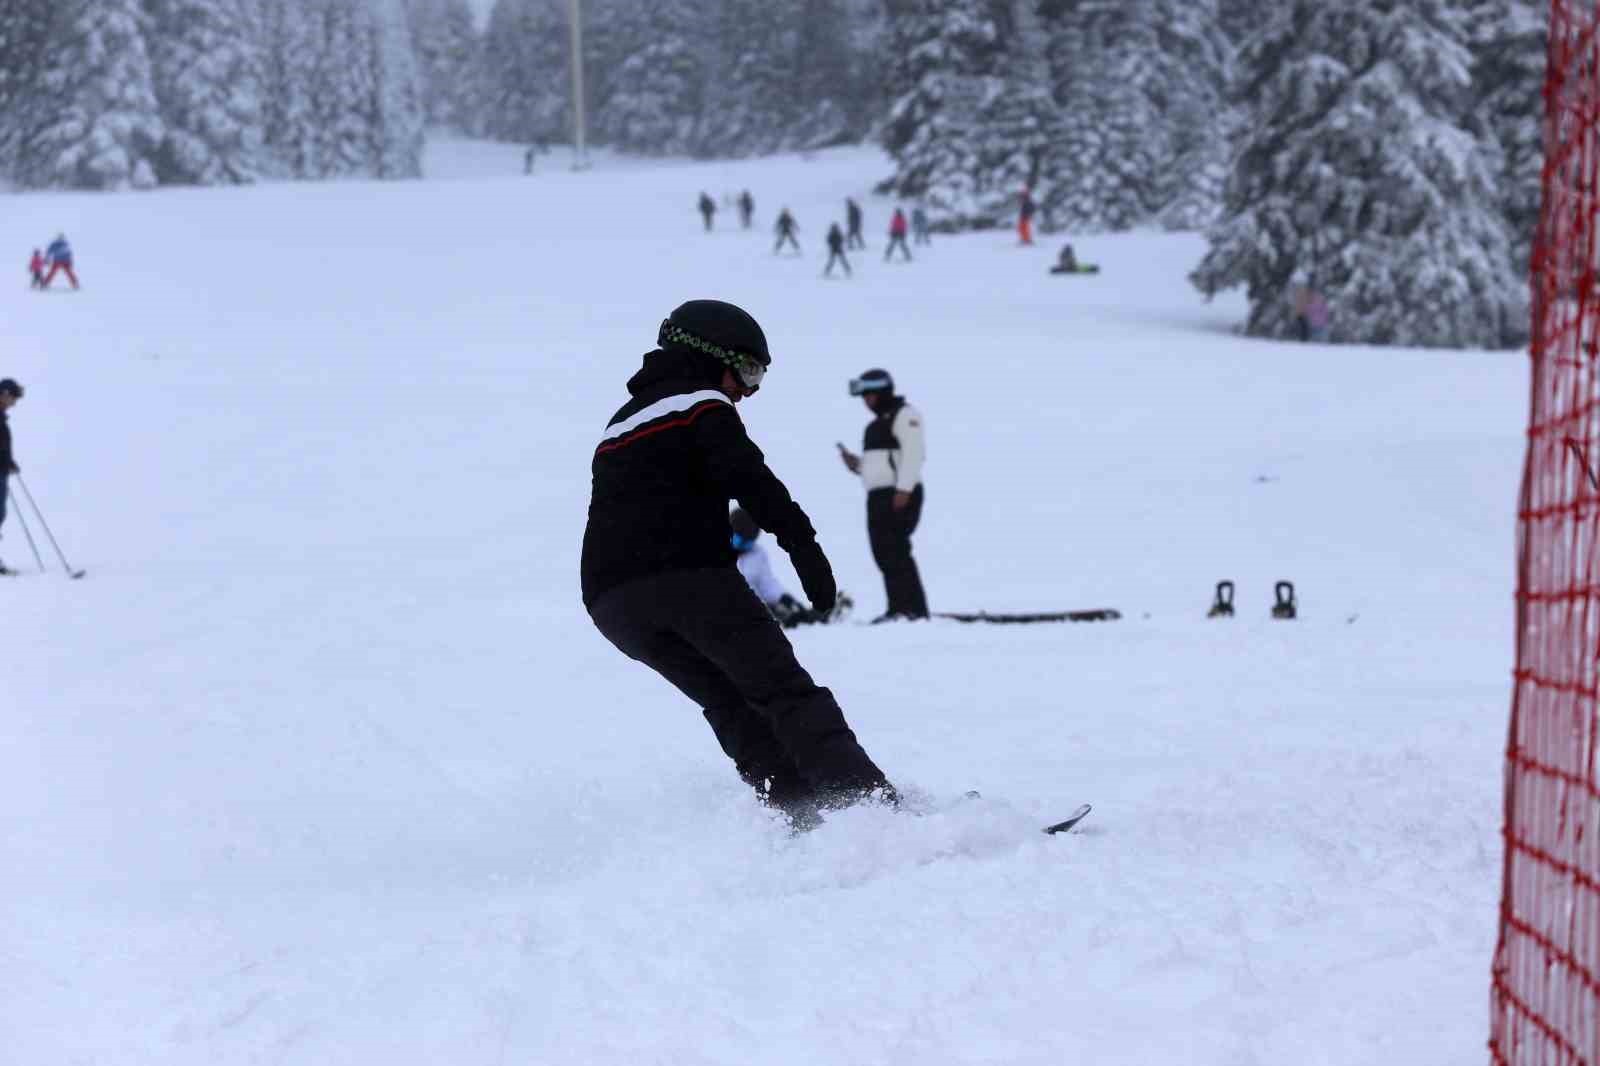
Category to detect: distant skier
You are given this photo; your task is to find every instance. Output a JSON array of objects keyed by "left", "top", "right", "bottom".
[
  {"left": 582, "top": 300, "right": 895, "bottom": 822},
  {"left": 738, "top": 189, "right": 754, "bottom": 229},
  {"left": 911, "top": 207, "right": 930, "bottom": 246},
  {"left": 1018, "top": 188, "right": 1036, "bottom": 245},
  {"left": 27, "top": 249, "right": 44, "bottom": 289},
  {"left": 773, "top": 208, "right": 801, "bottom": 254},
  {"left": 884, "top": 208, "right": 912, "bottom": 262},
  {"left": 524, "top": 146, "right": 536, "bottom": 175},
  {"left": 730, "top": 507, "right": 845, "bottom": 627},
  {"left": 823, "top": 223, "right": 852, "bottom": 278},
  {"left": 0, "top": 378, "right": 22, "bottom": 574},
  {"left": 837, "top": 368, "right": 929, "bottom": 622},
  {"left": 698, "top": 192, "right": 717, "bottom": 232},
  {"left": 845, "top": 197, "right": 865, "bottom": 250},
  {"left": 42, "top": 234, "right": 77, "bottom": 290}
]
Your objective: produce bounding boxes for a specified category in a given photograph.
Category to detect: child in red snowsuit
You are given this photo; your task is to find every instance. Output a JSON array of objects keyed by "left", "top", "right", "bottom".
[{"left": 27, "top": 250, "right": 44, "bottom": 289}]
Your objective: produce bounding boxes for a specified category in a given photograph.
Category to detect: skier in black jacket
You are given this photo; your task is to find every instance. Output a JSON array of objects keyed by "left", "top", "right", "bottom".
[
  {"left": 582, "top": 301, "right": 894, "bottom": 823},
  {"left": 0, "top": 379, "right": 22, "bottom": 573}
]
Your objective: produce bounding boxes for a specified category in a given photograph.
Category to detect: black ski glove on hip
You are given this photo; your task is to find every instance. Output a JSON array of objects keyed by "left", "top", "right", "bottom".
[{"left": 790, "top": 541, "right": 837, "bottom": 615}]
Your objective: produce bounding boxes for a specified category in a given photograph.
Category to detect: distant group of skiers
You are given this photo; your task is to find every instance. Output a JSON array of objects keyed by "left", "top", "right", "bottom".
[{"left": 27, "top": 235, "right": 77, "bottom": 291}]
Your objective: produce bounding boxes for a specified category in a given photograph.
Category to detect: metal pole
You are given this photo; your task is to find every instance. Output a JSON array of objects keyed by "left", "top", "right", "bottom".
[{"left": 569, "top": 0, "right": 587, "bottom": 169}]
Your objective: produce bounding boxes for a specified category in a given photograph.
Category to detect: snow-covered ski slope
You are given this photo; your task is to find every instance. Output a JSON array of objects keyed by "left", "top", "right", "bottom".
[{"left": 2, "top": 140, "right": 1522, "bottom": 1065}]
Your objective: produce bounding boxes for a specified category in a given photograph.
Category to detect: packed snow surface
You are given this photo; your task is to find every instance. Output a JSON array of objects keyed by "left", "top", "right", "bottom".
[{"left": 1, "top": 141, "right": 1521, "bottom": 1064}]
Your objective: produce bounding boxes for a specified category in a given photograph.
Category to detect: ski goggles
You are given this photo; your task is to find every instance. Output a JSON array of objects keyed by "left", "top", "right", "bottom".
[
  {"left": 729, "top": 354, "right": 766, "bottom": 392},
  {"left": 731, "top": 532, "right": 756, "bottom": 552},
  {"left": 848, "top": 374, "right": 892, "bottom": 396}
]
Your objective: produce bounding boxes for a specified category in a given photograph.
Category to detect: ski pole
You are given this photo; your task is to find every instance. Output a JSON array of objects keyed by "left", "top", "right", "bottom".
[
  {"left": 15, "top": 474, "right": 84, "bottom": 579},
  {"left": 9, "top": 482, "right": 45, "bottom": 572}
]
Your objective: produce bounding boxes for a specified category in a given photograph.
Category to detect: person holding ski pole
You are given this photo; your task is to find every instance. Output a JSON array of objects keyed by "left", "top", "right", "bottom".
[
  {"left": 837, "top": 368, "right": 929, "bottom": 622},
  {"left": 0, "top": 379, "right": 22, "bottom": 573},
  {"left": 582, "top": 300, "right": 896, "bottom": 826}
]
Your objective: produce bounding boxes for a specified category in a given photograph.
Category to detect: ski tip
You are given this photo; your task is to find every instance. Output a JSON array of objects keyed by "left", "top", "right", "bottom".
[
  {"left": 69, "top": 570, "right": 86, "bottom": 580},
  {"left": 1043, "top": 803, "right": 1092, "bottom": 836}
]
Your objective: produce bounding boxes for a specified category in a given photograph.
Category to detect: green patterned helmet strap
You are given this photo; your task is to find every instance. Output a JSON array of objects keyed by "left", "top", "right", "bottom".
[{"left": 659, "top": 322, "right": 767, "bottom": 387}]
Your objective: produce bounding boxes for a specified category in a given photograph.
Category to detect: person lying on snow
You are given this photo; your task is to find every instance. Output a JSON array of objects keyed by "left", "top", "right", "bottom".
[
  {"left": 1049, "top": 244, "right": 1099, "bottom": 275},
  {"left": 730, "top": 507, "right": 851, "bottom": 627}
]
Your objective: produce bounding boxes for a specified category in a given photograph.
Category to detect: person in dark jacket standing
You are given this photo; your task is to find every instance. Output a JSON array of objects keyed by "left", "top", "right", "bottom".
[
  {"left": 0, "top": 379, "right": 22, "bottom": 573},
  {"left": 582, "top": 301, "right": 894, "bottom": 823},
  {"left": 698, "top": 192, "right": 717, "bottom": 231},
  {"left": 773, "top": 208, "right": 801, "bottom": 254},
  {"left": 845, "top": 197, "right": 865, "bottom": 249},
  {"left": 737, "top": 189, "right": 754, "bottom": 229},
  {"left": 836, "top": 368, "right": 929, "bottom": 622},
  {"left": 823, "top": 222, "right": 852, "bottom": 278}
]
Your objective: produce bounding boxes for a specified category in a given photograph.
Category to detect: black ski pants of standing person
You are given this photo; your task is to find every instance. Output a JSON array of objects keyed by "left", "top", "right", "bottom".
[
  {"left": 884, "top": 234, "right": 912, "bottom": 262},
  {"left": 824, "top": 249, "right": 852, "bottom": 277},
  {"left": 867, "top": 486, "right": 928, "bottom": 618},
  {"left": 774, "top": 230, "right": 800, "bottom": 254},
  {"left": 588, "top": 567, "right": 890, "bottom": 807},
  {"left": 847, "top": 225, "right": 865, "bottom": 250}
]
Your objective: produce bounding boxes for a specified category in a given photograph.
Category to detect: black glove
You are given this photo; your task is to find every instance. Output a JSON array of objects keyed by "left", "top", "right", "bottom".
[{"left": 789, "top": 541, "right": 836, "bottom": 615}]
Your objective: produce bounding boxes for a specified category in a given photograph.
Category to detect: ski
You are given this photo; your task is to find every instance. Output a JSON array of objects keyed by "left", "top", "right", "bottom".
[
  {"left": 963, "top": 792, "right": 1092, "bottom": 835},
  {"left": 935, "top": 609, "right": 1120, "bottom": 624},
  {"left": 1043, "top": 803, "right": 1092, "bottom": 835}
]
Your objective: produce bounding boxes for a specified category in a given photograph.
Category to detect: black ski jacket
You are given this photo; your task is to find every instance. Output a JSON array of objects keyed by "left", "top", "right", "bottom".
[
  {"left": 581, "top": 349, "right": 820, "bottom": 605},
  {"left": 0, "top": 412, "right": 12, "bottom": 473}
]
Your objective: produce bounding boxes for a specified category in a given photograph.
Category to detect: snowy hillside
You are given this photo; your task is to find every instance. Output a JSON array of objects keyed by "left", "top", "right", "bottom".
[{"left": 1, "top": 144, "right": 1522, "bottom": 1065}]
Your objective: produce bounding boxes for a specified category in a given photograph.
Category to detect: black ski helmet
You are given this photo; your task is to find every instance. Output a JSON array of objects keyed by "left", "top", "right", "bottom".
[
  {"left": 658, "top": 300, "right": 770, "bottom": 386},
  {"left": 0, "top": 378, "right": 22, "bottom": 398},
  {"left": 848, "top": 368, "right": 894, "bottom": 396}
]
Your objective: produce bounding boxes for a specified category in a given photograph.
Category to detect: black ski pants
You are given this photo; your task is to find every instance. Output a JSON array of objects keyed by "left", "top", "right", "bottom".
[
  {"left": 824, "top": 249, "right": 852, "bottom": 277},
  {"left": 867, "top": 486, "right": 928, "bottom": 618},
  {"left": 588, "top": 568, "right": 888, "bottom": 804},
  {"left": 774, "top": 230, "right": 800, "bottom": 254},
  {"left": 847, "top": 225, "right": 865, "bottom": 250},
  {"left": 885, "top": 235, "right": 912, "bottom": 262}
]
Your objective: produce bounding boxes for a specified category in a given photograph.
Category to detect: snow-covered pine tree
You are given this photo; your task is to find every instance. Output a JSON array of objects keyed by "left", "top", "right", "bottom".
[
  {"left": 693, "top": 0, "right": 792, "bottom": 157},
  {"left": 302, "top": 0, "right": 379, "bottom": 178},
  {"left": 250, "top": 0, "right": 322, "bottom": 178},
  {"left": 878, "top": 0, "right": 1009, "bottom": 229},
  {"left": 968, "top": 0, "right": 1064, "bottom": 228},
  {"left": 1191, "top": 0, "right": 1525, "bottom": 349},
  {"left": 1144, "top": 0, "right": 1231, "bottom": 230},
  {"left": 1039, "top": 0, "right": 1164, "bottom": 231},
  {"left": 142, "top": 0, "right": 266, "bottom": 185},
  {"left": 404, "top": 0, "right": 481, "bottom": 133},
  {"left": 785, "top": 0, "right": 858, "bottom": 152},
  {"left": 363, "top": 0, "right": 425, "bottom": 177},
  {"left": 591, "top": 2, "right": 707, "bottom": 154},
  {"left": 1469, "top": 0, "right": 1547, "bottom": 279},
  {"left": 479, "top": 0, "right": 568, "bottom": 147},
  {"left": 16, "top": 0, "right": 165, "bottom": 190},
  {"left": 0, "top": 0, "right": 61, "bottom": 182}
]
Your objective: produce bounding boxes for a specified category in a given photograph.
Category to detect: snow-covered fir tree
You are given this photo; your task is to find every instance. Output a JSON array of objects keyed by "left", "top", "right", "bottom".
[
  {"left": 1470, "top": 0, "right": 1547, "bottom": 278},
  {"left": 404, "top": 0, "right": 481, "bottom": 133},
  {"left": 1191, "top": 0, "right": 1526, "bottom": 349},
  {"left": 362, "top": 0, "right": 425, "bottom": 178},
  {"left": 17, "top": 0, "right": 165, "bottom": 190},
  {"left": 878, "top": 0, "right": 1010, "bottom": 228},
  {"left": 0, "top": 0, "right": 61, "bottom": 182},
  {"left": 1144, "top": 0, "right": 1232, "bottom": 230},
  {"left": 142, "top": 0, "right": 266, "bottom": 185},
  {"left": 591, "top": 3, "right": 705, "bottom": 155},
  {"left": 250, "top": 0, "right": 325, "bottom": 178},
  {"left": 479, "top": 0, "right": 569, "bottom": 147}
]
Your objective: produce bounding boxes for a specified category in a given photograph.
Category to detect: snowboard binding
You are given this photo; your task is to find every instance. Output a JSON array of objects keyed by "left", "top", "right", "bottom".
[
  {"left": 1272, "top": 581, "right": 1297, "bottom": 620},
  {"left": 1207, "top": 580, "right": 1235, "bottom": 618}
]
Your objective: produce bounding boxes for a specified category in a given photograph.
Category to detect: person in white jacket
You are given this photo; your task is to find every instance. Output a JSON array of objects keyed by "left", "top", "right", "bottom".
[
  {"left": 730, "top": 508, "right": 849, "bottom": 627},
  {"left": 837, "top": 368, "right": 929, "bottom": 621}
]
